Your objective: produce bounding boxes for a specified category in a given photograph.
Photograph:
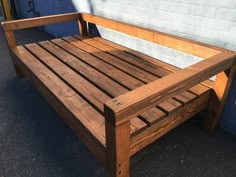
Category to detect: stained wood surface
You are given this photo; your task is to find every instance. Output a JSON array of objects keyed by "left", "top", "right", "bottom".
[
  {"left": 105, "top": 52, "right": 235, "bottom": 126},
  {"left": 9, "top": 35, "right": 228, "bottom": 169},
  {"left": 1, "top": 12, "right": 80, "bottom": 31},
  {"left": 10, "top": 35, "right": 215, "bottom": 139},
  {"left": 80, "top": 13, "right": 222, "bottom": 59}
]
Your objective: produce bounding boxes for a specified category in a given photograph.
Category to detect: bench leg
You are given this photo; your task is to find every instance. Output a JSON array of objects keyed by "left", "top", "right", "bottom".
[
  {"left": 204, "top": 66, "right": 236, "bottom": 132},
  {"left": 14, "top": 64, "right": 24, "bottom": 78},
  {"left": 10, "top": 53, "right": 24, "bottom": 78},
  {"left": 105, "top": 120, "right": 130, "bottom": 177}
]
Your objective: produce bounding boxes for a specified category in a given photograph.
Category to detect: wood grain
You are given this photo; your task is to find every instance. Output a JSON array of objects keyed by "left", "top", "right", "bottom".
[
  {"left": 130, "top": 92, "right": 210, "bottom": 156},
  {"left": 105, "top": 52, "right": 236, "bottom": 126},
  {"left": 105, "top": 108, "right": 130, "bottom": 177},
  {"left": 1, "top": 12, "right": 80, "bottom": 31},
  {"left": 81, "top": 13, "right": 221, "bottom": 58},
  {"left": 204, "top": 64, "right": 236, "bottom": 131},
  {"left": 10, "top": 46, "right": 106, "bottom": 165}
]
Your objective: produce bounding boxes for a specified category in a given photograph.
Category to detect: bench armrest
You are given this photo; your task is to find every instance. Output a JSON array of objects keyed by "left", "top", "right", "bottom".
[
  {"left": 104, "top": 52, "right": 236, "bottom": 126},
  {"left": 1, "top": 12, "right": 80, "bottom": 31},
  {"left": 1, "top": 12, "right": 85, "bottom": 48}
]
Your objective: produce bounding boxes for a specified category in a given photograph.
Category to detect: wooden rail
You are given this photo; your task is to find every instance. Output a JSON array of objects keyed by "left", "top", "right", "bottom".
[
  {"left": 80, "top": 13, "right": 223, "bottom": 59},
  {"left": 105, "top": 52, "right": 236, "bottom": 126}
]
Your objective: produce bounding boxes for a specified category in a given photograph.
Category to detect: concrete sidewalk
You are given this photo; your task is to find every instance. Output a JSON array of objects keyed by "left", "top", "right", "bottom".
[{"left": 0, "top": 28, "right": 236, "bottom": 177}]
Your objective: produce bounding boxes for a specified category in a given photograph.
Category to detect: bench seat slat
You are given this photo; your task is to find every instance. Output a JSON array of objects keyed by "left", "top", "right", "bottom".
[
  {"left": 11, "top": 46, "right": 106, "bottom": 146},
  {"left": 36, "top": 40, "right": 148, "bottom": 135},
  {"left": 49, "top": 38, "right": 169, "bottom": 128},
  {"left": 68, "top": 36, "right": 158, "bottom": 83},
  {"left": 64, "top": 36, "right": 188, "bottom": 115},
  {"left": 76, "top": 35, "right": 171, "bottom": 78},
  {"left": 11, "top": 35, "right": 213, "bottom": 143},
  {"left": 69, "top": 36, "right": 203, "bottom": 110}
]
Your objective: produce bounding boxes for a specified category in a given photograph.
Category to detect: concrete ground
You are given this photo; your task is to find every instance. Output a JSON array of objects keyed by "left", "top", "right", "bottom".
[{"left": 0, "top": 27, "right": 236, "bottom": 177}]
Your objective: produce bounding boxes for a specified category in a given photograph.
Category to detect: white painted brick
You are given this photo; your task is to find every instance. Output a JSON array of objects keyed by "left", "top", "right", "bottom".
[{"left": 206, "top": 0, "right": 236, "bottom": 8}]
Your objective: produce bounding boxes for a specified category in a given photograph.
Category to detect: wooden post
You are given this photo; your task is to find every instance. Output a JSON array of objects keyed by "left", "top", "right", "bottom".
[
  {"left": 78, "top": 15, "right": 88, "bottom": 36},
  {"left": 105, "top": 106, "right": 130, "bottom": 177},
  {"left": 204, "top": 64, "right": 236, "bottom": 132},
  {"left": 3, "top": 30, "right": 24, "bottom": 77}
]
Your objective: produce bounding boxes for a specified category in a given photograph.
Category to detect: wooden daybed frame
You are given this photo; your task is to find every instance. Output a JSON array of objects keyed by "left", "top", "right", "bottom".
[{"left": 1, "top": 12, "right": 236, "bottom": 177}]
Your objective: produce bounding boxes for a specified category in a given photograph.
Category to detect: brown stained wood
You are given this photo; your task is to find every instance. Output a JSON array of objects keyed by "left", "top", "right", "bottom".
[
  {"left": 4, "top": 31, "right": 16, "bottom": 48},
  {"left": 10, "top": 46, "right": 106, "bottom": 165},
  {"left": 188, "top": 84, "right": 211, "bottom": 97},
  {"left": 61, "top": 37, "right": 202, "bottom": 125},
  {"left": 25, "top": 43, "right": 110, "bottom": 112},
  {"left": 51, "top": 38, "right": 144, "bottom": 90},
  {"left": 67, "top": 36, "right": 158, "bottom": 83},
  {"left": 51, "top": 38, "right": 183, "bottom": 126},
  {"left": 139, "top": 108, "right": 166, "bottom": 126},
  {"left": 1, "top": 12, "right": 80, "bottom": 31},
  {"left": 26, "top": 43, "right": 147, "bottom": 135},
  {"left": 93, "top": 36, "right": 181, "bottom": 73},
  {"left": 105, "top": 110, "right": 130, "bottom": 177},
  {"left": 78, "top": 15, "right": 88, "bottom": 36},
  {"left": 75, "top": 35, "right": 208, "bottom": 104},
  {"left": 130, "top": 92, "right": 210, "bottom": 156},
  {"left": 81, "top": 13, "right": 221, "bottom": 59},
  {"left": 157, "top": 98, "right": 182, "bottom": 115},
  {"left": 38, "top": 40, "right": 127, "bottom": 97},
  {"left": 41, "top": 39, "right": 184, "bottom": 133},
  {"left": 75, "top": 35, "right": 170, "bottom": 78},
  {"left": 93, "top": 36, "right": 215, "bottom": 89},
  {"left": 65, "top": 36, "right": 198, "bottom": 114},
  {"left": 174, "top": 91, "right": 198, "bottom": 106},
  {"left": 204, "top": 65, "right": 236, "bottom": 132},
  {"left": 105, "top": 52, "right": 236, "bottom": 126},
  {"left": 37, "top": 40, "right": 148, "bottom": 135}
]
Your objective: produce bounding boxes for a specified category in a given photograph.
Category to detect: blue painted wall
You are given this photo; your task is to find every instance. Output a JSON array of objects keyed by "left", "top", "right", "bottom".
[
  {"left": 15, "top": 0, "right": 78, "bottom": 37},
  {"left": 15, "top": 0, "right": 236, "bottom": 135}
]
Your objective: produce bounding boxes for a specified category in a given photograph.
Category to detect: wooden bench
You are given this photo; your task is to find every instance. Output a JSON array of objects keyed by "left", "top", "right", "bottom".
[{"left": 1, "top": 12, "right": 236, "bottom": 177}]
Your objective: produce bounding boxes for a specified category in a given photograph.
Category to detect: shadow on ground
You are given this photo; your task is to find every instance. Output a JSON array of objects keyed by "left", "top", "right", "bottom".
[{"left": 0, "top": 28, "right": 236, "bottom": 177}]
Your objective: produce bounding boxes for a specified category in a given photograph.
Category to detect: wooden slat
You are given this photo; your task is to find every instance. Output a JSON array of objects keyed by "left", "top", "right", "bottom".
[
  {"left": 188, "top": 84, "right": 211, "bottom": 96},
  {"left": 105, "top": 52, "right": 235, "bottom": 126},
  {"left": 25, "top": 43, "right": 148, "bottom": 135},
  {"left": 38, "top": 41, "right": 127, "bottom": 97},
  {"left": 61, "top": 36, "right": 204, "bottom": 122},
  {"left": 93, "top": 36, "right": 181, "bottom": 73},
  {"left": 157, "top": 98, "right": 182, "bottom": 115},
  {"left": 65, "top": 36, "right": 158, "bottom": 83},
  {"left": 1, "top": 12, "right": 80, "bottom": 31},
  {"left": 50, "top": 38, "right": 185, "bottom": 126},
  {"left": 51, "top": 38, "right": 144, "bottom": 90},
  {"left": 174, "top": 91, "right": 198, "bottom": 105},
  {"left": 64, "top": 36, "right": 197, "bottom": 115},
  {"left": 37, "top": 41, "right": 148, "bottom": 135},
  {"left": 25, "top": 43, "right": 110, "bottom": 112},
  {"left": 71, "top": 36, "right": 203, "bottom": 104},
  {"left": 75, "top": 35, "right": 170, "bottom": 77},
  {"left": 93, "top": 36, "right": 215, "bottom": 89},
  {"left": 42, "top": 39, "right": 193, "bottom": 132},
  {"left": 11, "top": 46, "right": 106, "bottom": 165},
  {"left": 81, "top": 13, "right": 221, "bottom": 59},
  {"left": 130, "top": 91, "right": 210, "bottom": 156}
]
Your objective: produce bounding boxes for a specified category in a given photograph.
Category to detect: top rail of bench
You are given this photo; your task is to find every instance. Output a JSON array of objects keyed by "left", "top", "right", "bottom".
[
  {"left": 1, "top": 12, "right": 81, "bottom": 31},
  {"left": 1, "top": 12, "right": 234, "bottom": 58}
]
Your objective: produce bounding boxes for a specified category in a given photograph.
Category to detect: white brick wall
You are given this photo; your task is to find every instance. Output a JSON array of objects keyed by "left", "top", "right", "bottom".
[{"left": 72, "top": 0, "right": 236, "bottom": 68}]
